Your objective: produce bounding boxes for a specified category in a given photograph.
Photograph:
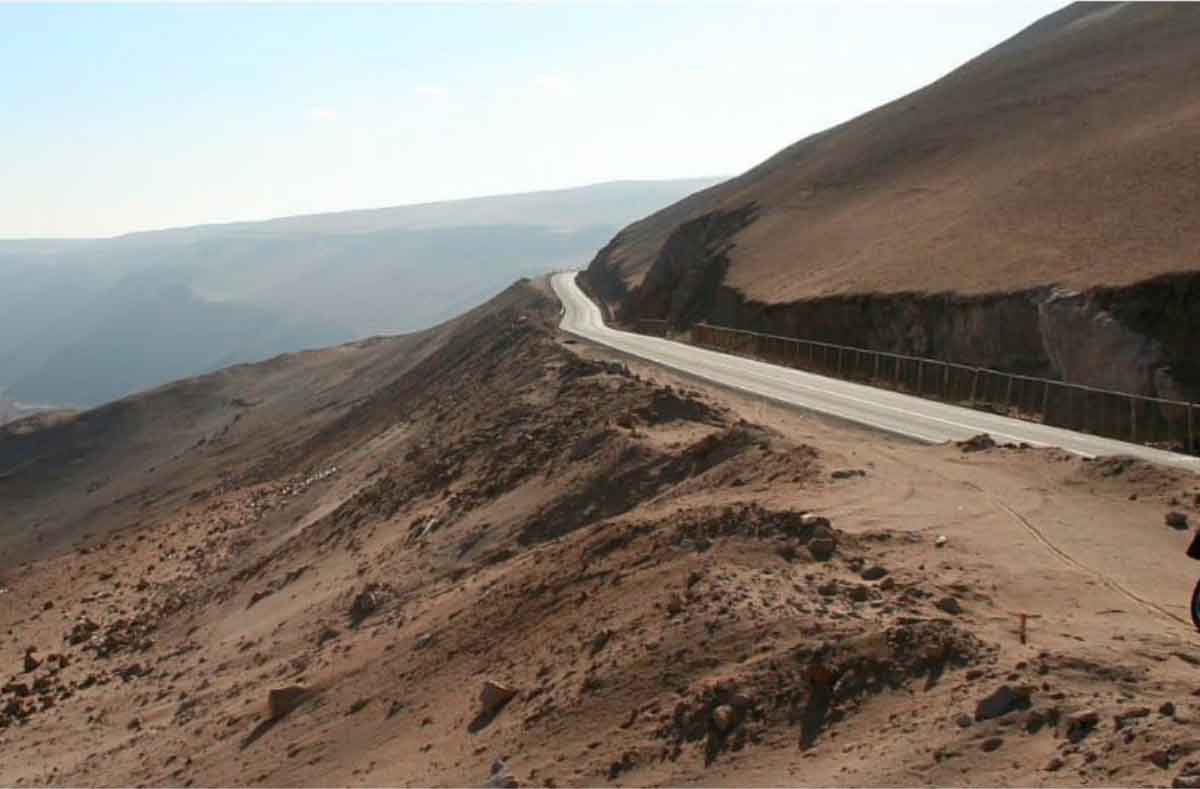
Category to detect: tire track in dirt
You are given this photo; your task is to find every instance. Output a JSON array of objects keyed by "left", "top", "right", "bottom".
[
  {"left": 990, "top": 498, "right": 1192, "bottom": 631},
  {"left": 871, "top": 445, "right": 1194, "bottom": 632}
]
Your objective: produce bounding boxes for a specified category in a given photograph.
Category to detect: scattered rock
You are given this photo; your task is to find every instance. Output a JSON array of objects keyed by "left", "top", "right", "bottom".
[
  {"left": 267, "top": 686, "right": 309, "bottom": 720},
  {"left": 3, "top": 681, "right": 30, "bottom": 698},
  {"left": 808, "top": 538, "right": 837, "bottom": 562},
  {"left": 1174, "top": 774, "right": 1200, "bottom": 788},
  {"left": 666, "top": 593, "right": 685, "bottom": 616},
  {"left": 588, "top": 629, "right": 613, "bottom": 656},
  {"left": 847, "top": 585, "right": 870, "bottom": 602},
  {"left": 975, "top": 685, "right": 1032, "bottom": 721},
  {"left": 479, "top": 681, "right": 518, "bottom": 718},
  {"left": 935, "top": 535, "right": 948, "bottom": 548},
  {"left": 980, "top": 736, "right": 1004, "bottom": 752},
  {"left": 861, "top": 565, "right": 888, "bottom": 581},
  {"left": 349, "top": 586, "right": 383, "bottom": 626},
  {"left": 65, "top": 619, "right": 100, "bottom": 646},
  {"left": 1066, "top": 710, "right": 1100, "bottom": 742},
  {"left": 1045, "top": 756, "right": 1065, "bottom": 772},
  {"left": 831, "top": 469, "right": 866, "bottom": 480},
  {"left": 955, "top": 713, "right": 973, "bottom": 728},
  {"left": 712, "top": 704, "right": 737, "bottom": 733},
  {"left": 1115, "top": 707, "right": 1152, "bottom": 728},
  {"left": 958, "top": 434, "right": 996, "bottom": 453},
  {"left": 487, "top": 758, "right": 519, "bottom": 789},
  {"left": 935, "top": 596, "right": 962, "bottom": 615},
  {"left": 1161, "top": 701, "right": 1177, "bottom": 717},
  {"left": 1149, "top": 749, "right": 1173, "bottom": 769},
  {"left": 1167, "top": 512, "right": 1190, "bottom": 530}
]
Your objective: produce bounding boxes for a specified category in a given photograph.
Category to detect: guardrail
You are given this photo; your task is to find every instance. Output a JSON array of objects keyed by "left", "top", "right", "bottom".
[
  {"left": 635, "top": 318, "right": 670, "bottom": 337},
  {"left": 684, "top": 322, "right": 1198, "bottom": 454}
]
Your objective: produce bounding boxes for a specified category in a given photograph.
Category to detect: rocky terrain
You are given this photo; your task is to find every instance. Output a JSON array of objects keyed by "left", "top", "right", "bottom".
[
  {"left": 583, "top": 3, "right": 1200, "bottom": 401},
  {"left": 2, "top": 279, "right": 1200, "bottom": 786}
]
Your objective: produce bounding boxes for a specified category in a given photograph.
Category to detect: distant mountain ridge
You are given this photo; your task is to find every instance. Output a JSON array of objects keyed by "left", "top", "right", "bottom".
[{"left": 1, "top": 178, "right": 721, "bottom": 408}]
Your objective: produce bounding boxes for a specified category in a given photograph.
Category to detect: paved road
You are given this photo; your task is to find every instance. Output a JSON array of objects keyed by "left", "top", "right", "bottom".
[{"left": 552, "top": 272, "right": 1200, "bottom": 473}]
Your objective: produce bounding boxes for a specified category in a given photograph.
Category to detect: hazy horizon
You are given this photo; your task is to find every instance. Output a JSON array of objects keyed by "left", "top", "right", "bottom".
[
  {"left": 0, "top": 176, "right": 726, "bottom": 243},
  {"left": 0, "top": 177, "right": 719, "bottom": 408},
  {"left": 3, "top": 2, "right": 1061, "bottom": 239}
]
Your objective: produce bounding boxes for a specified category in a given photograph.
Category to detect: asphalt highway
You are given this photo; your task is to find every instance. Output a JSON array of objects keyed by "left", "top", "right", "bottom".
[{"left": 552, "top": 272, "right": 1200, "bottom": 473}]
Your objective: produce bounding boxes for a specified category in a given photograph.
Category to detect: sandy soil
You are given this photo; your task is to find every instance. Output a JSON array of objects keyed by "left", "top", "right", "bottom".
[{"left": 2, "top": 282, "right": 1199, "bottom": 787}]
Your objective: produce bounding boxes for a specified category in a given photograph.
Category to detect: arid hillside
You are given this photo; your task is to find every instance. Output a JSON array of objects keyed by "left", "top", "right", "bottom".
[
  {"left": 584, "top": 3, "right": 1200, "bottom": 400},
  {"left": 3, "top": 279, "right": 1200, "bottom": 787},
  {"left": 0, "top": 282, "right": 524, "bottom": 565}
]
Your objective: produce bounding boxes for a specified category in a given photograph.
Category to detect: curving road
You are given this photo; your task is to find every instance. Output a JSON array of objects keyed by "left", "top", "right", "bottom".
[{"left": 552, "top": 272, "right": 1200, "bottom": 473}]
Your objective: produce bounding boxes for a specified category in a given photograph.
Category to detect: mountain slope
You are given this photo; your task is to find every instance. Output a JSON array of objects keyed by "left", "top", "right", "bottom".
[
  {"left": 584, "top": 3, "right": 1200, "bottom": 399},
  {"left": 0, "top": 178, "right": 719, "bottom": 408},
  {"left": 3, "top": 277, "right": 1200, "bottom": 787}
]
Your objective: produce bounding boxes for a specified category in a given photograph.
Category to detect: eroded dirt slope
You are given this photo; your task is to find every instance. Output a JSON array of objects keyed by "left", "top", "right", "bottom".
[
  {"left": 0, "top": 282, "right": 541, "bottom": 565},
  {"left": 2, "top": 281, "right": 1200, "bottom": 787}
]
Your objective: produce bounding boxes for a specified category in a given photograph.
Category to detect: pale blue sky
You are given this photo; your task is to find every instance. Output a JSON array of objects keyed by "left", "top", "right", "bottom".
[{"left": 2, "top": 2, "right": 1062, "bottom": 238}]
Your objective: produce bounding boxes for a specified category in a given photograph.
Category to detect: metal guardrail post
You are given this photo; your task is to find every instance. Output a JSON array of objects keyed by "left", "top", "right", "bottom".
[{"left": 1129, "top": 397, "right": 1137, "bottom": 443}]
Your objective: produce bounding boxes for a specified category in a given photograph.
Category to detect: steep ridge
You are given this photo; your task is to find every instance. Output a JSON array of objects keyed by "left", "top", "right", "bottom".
[
  {"left": 3, "top": 279, "right": 1200, "bottom": 786},
  {"left": 0, "top": 283, "right": 534, "bottom": 564},
  {"left": 584, "top": 3, "right": 1200, "bottom": 400}
]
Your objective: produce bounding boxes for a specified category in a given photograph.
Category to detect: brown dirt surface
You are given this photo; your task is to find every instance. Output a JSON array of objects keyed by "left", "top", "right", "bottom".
[
  {"left": 3, "top": 279, "right": 1200, "bottom": 787},
  {"left": 589, "top": 3, "right": 1200, "bottom": 302}
]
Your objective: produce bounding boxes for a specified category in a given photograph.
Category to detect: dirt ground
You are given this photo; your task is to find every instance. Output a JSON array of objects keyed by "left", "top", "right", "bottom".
[{"left": 2, "top": 282, "right": 1200, "bottom": 787}]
